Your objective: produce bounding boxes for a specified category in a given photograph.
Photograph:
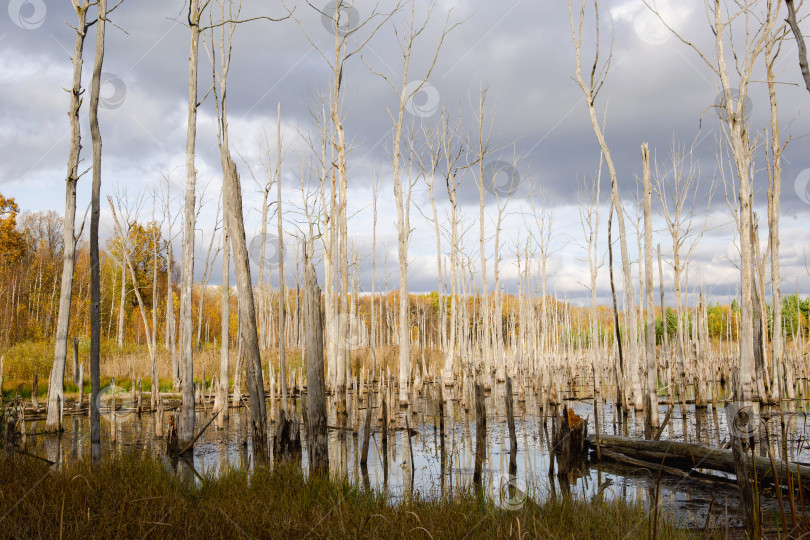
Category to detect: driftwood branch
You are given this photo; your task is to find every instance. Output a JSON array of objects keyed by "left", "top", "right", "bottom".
[{"left": 178, "top": 412, "right": 218, "bottom": 455}]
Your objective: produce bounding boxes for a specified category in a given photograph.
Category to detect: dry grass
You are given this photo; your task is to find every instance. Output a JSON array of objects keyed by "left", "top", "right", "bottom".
[
  {"left": 0, "top": 453, "right": 699, "bottom": 539},
  {"left": 0, "top": 340, "right": 441, "bottom": 401}
]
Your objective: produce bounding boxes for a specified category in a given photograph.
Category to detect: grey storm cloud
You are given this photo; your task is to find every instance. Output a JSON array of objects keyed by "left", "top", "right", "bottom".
[{"left": 1, "top": 0, "right": 809, "bottom": 298}]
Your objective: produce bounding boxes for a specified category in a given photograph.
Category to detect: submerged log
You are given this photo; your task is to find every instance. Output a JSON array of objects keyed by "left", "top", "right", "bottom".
[
  {"left": 597, "top": 448, "right": 735, "bottom": 488},
  {"left": 587, "top": 434, "right": 810, "bottom": 490}
]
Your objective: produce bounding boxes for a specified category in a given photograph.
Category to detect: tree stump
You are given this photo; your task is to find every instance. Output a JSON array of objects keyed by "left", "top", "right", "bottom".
[
  {"left": 552, "top": 406, "right": 587, "bottom": 458},
  {"left": 273, "top": 408, "right": 302, "bottom": 464},
  {"left": 473, "top": 382, "right": 487, "bottom": 487}
]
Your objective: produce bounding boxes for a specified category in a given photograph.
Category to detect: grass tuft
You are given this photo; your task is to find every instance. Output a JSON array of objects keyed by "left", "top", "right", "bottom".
[{"left": 0, "top": 453, "right": 699, "bottom": 539}]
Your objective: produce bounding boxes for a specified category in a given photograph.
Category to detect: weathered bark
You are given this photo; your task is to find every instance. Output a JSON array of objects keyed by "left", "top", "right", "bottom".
[
  {"left": 222, "top": 154, "right": 267, "bottom": 458},
  {"left": 46, "top": 0, "right": 90, "bottom": 433},
  {"left": 473, "top": 382, "right": 486, "bottom": 486},
  {"left": 642, "top": 143, "right": 659, "bottom": 433},
  {"left": 304, "top": 255, "right": 328, "bottom": 475},
  {"left": 784, "top": 0, "right": 810, "bottom": 93},
  {"left": 72, "top": 338, "right": 80, "bottom": 388},
  {"left": 588, "top": 433, "right": 810, "bottom": 490},
  {"left": 179, "top": 0, "right": 203, "bottom": 448},
  {"left": 765, "top": 28, "right": 786, "bottom": 399},
  {"left": 117, "top": 262, "right": 125, "bottom": 349},
  {"left": 165, "top": 230, "right": 176, "bottom": 385},
  {"left": 214, "top": 198, "right": 230, "bottom": 427},
  {"left": 505, "top": 376, "right": 517, "bottom": 473},
  {"left": 87, "top": 0, "right": 106, "bottom": 458},
  {"left": 275, "top": 104, "right": 288, "bottom": 410}
]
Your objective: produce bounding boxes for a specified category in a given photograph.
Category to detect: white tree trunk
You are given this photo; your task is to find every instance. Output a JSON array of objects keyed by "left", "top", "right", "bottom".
[{"left": 46, "top": 1, "right": 90, "bottom": 433}]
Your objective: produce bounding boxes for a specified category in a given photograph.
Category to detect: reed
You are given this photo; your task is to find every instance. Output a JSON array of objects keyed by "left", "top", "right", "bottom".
[{"left": 0, "top": 453, "right": 699, "bottom": 539}]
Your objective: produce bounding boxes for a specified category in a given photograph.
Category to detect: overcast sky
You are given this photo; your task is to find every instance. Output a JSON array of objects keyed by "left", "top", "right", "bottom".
[{"left": 2, "top": 0, "right": 809, "bottom": 305}]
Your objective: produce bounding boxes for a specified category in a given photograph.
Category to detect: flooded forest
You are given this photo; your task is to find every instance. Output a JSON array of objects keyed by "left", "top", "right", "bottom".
[{"left": 2, "top": 0, "right": 810, "bottom": 538}]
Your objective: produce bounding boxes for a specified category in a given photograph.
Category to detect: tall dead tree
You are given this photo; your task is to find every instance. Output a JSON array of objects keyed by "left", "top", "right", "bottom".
[
  {"left": 274, "top": 103, "right": 288, "bottom": 410},
  {"left": 290, "top": 0, "right": 397, "bottom": 414},
  {"left": 88, "top": 0, "right": 108, "bottom": 456},
  {"left": 577, "top": 155, "right": 602, "bottom": 395},
  {"left": 46, "top": 0, "right": 93, "bottom": 433},
  {"left": 641, "top": 143, "right": 658, "bottom": 432},
  {"left": 764, "top": 15, "right": 792, "bottom": 400},
  {"left": 653, "top": 140, "right": 710, "bottom": 404},
  {"left": 368, "top": 0, "right": 458, "bottom": 403},
  {"left": 213, "top": 192, "right": 230, "bottom": 426},
  {"left": 569, "top": 0, "right": 642, "bottom": 410},
  {"left": 206, "top": 0, "right": 286, "bottom": 456},
  {"left": 644, "top": 0, "right": 780, "bottom": 400},
  {"left": 161, "top": 179, "right": 180, "bottom": 390},
  {"left": 179, "top": 0, "right": 206, "bottom": 449}
]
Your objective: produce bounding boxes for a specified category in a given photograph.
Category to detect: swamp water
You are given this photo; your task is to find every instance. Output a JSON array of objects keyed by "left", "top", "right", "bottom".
[{"left": 16, "top": 381, "right": 810, "bottom": 530}]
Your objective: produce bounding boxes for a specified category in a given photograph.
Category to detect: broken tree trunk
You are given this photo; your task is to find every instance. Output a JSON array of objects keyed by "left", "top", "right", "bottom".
[
  {"left": 304, "top": 255, "right": 328, "bottom": 475},
  {"left": 553, "top": 405, "right": 587, "bottom": 458},
  {"left": 273, "top": 408, "right": 301, "bottom": 464},
  {"left": 473, "top": 382, "right": 486, "bottom": 487},
  {"left": 505, "top": 376, "right": 518, "bottom": 475}
]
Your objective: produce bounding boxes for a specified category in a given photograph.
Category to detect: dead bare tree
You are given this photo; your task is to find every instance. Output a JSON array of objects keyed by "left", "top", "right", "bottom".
[
  {"left": 643, "top": 0, "right": 781, "bottom": 401},
  {"left": 653, "top": 140, "right": 711, "bottom": 403},
  {"left": 213, "top": 188, "right": 230, "bottom": 427},
  {"left": 577, "top": 155, "right": 602, "bottom": 396},
  {"left": 46, "top": 0, "right": 94, "bottom": 433},
  {"left": 366, "top": 0, "right": 459, "bottom": 403},
  {"left": 641, "top": 143, "right": 659, "bottom": 433},
  {"left": 178, "top": 0, "right": 207, "bottom": 449},
  {"left": 160, "top": 177, "right": 181, "bottom": 390},
  {"left": 88, "top": 0, "right": 111, "bottom": 457},
  {"left": 204, "top": 0, "right": 288, "bottom": 456},
  {"left": 289, "top": 0, "right": 399, "bottom": 414},
  {"left": 303, "top": 243, "right": 328, "bottom": 474},
  {"left": 274, "top": 103, "right": 288, "bottom": 411},
  {"left": 569, "top": 0, "right": 642, "bottom": 410},
  {"left": 765, "top": 15, "right": 792, "bottom": 398}
]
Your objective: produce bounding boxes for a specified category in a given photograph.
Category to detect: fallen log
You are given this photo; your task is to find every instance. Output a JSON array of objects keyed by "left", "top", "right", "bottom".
[
  {"left": 587, "top": 434, "right": 810, "bottom": 490},
  {"left": 597, "top": 448, "right": 735, "bottom": 488}
]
